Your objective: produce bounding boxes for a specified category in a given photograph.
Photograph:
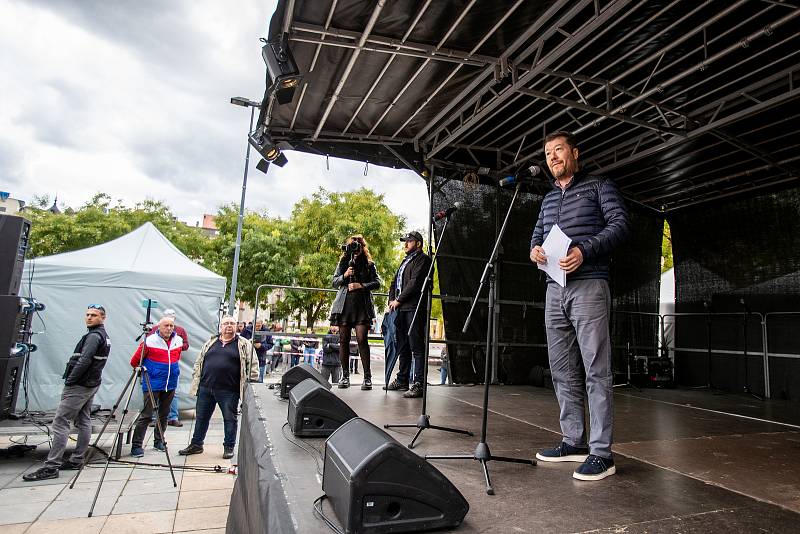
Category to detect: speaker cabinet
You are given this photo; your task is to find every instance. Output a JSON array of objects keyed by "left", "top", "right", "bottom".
[
  {"left": 0, "top": 215, "right": 31, "bottom": 296},
  {"left": 280, "top": 363, "right": 329, "bottom": 399},
  {"left": 323, "top": 418, "right": 469, "bottom": 533},
  {"left": 0, "top": 356, "right": 23, "bottom": 420},
  {"left": 0, "top": 296, "right": 25, "bottom": 357},
  {"left": 287, "top": 378, "right": 357, "bottom": 437}
]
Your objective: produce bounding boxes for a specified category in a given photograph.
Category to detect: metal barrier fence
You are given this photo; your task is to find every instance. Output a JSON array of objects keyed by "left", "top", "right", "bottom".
[{"left": 248, "top": 283, "right": 800, "bottom": 398}]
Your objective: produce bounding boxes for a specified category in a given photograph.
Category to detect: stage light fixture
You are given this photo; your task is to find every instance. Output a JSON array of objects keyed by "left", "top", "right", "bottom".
[
  {"left": 261, "top": 33, "right": 301, "bottom": 105},
  {"left": 250, "top": 126, "right": 291, "bottom": 170}
]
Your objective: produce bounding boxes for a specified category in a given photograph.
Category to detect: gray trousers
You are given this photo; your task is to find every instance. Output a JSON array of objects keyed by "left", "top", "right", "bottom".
[
  {"left": 320, "top": 364, "right": 342, "bottom": 384},
  {"left": 545, "top": 279, "right": 614, "bottom": 458},
  {"left": 45, "top": 384, "right": 100, "bottom": 469}
]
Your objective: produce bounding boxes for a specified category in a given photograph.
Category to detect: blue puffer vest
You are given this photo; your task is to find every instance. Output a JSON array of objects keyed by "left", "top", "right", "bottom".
[{"left": 530, "top": 170, "right": 630, "bottom": 283}]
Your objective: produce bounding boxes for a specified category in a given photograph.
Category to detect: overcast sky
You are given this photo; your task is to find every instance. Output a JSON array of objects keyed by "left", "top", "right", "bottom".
[{"left": 0, "top": 0, "right": 429, "bottom": 232}]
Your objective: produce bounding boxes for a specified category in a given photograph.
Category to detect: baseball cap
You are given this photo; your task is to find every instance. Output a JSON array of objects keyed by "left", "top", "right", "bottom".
[{"left": 399, "top": 231, "right": 423, "bottom": 243}]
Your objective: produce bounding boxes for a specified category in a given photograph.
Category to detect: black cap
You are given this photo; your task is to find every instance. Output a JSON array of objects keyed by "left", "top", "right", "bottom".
[{"left": 400, "top": 231, "right": 424, "bottom": 243}]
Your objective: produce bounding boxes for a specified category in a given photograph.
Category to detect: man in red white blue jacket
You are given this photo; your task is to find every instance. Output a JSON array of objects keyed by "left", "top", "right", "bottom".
[{"left": 129, "top": 315, "right": 184, "bottom": 457}]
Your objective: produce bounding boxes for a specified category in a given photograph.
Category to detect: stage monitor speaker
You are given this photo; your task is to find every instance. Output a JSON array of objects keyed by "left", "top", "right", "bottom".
[
  {"left": 0, "top": 215, "right": 31, "bottom": 296},
  {"left": 287, "top": 378, "right": 357, "bottom": 437},
  {"left": 323, "top": 417, "right": 469, "bottom": 533},
  {"left": 280, "top": 363, "right": 329, "bottom": 399},
  {"left": 0, "top": 356, "right": 23, "bottom": 420}
]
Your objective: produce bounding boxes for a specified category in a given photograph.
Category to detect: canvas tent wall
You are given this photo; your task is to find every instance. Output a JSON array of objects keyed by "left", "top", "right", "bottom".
[{"left": 21, "top": 222, "right": 226, "bottom": 412}]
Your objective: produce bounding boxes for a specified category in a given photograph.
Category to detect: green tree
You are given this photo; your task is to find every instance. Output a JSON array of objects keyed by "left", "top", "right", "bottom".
[
  {"left": 25, "top": 193, "right": 212, "bottom": 262},
  {"left": 210, "top": 204, "right": 296, "bottom": 307},
  {"left": 286, "top": 188, "right": 405, "bottom": 330},
  {"left": 662, "top": 221, "right": 673, "bottom": 273}
]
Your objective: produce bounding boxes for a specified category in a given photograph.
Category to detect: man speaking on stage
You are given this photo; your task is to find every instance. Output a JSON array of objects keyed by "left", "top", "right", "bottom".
[{"left": 530, "top": 131, "right": 630, "bottom": 481}]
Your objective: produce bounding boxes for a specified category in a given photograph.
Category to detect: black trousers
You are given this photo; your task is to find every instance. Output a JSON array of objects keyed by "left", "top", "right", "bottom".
[
  {"left": 132, "top": 388, "right": 175, "bottom": 447},
  {"left": 394, "top": 309, "right": 426, "bottom": 385}
]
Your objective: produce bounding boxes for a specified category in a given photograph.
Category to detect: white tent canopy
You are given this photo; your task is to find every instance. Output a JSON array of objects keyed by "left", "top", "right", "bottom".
[{"left": 22, "top": 222, "right": 227, "bottom": 412}]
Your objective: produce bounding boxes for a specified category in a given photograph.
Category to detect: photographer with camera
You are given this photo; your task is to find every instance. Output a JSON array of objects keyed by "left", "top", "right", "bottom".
[{"left": 330, "top": 235, "right": 381, "bottom": 390}]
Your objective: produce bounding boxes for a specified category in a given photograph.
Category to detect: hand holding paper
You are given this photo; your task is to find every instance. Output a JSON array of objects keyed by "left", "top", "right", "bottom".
[{"left": 536, "top": 223, "right": 571, "bottom": 287}]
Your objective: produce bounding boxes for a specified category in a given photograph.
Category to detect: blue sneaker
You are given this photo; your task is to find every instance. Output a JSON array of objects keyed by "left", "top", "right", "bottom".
[
  {"left": 153, "top": 441, "right": 166, "bottom": 452},
  {"left": 536, "top": 442, "right": 589, "bottom": 463},
  {"left": 130, "top": 446, "right": 144, "bottom": 458},
  {"left": 573, "top": 454, "right": 616, "bottom": 481}
]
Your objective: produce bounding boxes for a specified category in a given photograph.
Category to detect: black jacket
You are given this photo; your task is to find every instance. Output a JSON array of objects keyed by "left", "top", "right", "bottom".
[
  {"left": 531, "top": 170, "right": 629, "bottom": 283},
  {"left": 389, "top": 250, "right": 433, "bottom": 312},
  {"left": 321, "top": 333, "right": 340, "bottom": 366},
  {"left": 64, "top": 325, "right": 111, "bottom": 387}
]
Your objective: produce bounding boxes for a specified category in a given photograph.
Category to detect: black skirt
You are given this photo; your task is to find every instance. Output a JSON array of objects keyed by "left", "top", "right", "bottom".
[{"left": 330, "top": 289, "right": 372, "bottom": 326}]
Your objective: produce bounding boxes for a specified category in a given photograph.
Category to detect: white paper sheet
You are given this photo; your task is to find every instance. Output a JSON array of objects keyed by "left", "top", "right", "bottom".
[{"left": 537, "top": 223, "right": 571, "bottom": 287}]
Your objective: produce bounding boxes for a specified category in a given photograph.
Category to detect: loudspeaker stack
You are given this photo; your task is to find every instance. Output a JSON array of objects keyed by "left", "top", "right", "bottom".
[{"left": 0, "top": 215, "right": 34, "bottom": 420}]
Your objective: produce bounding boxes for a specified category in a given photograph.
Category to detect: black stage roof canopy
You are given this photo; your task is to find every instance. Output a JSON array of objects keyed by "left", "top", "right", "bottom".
[{"left": 259, "top": 0, "right": 800, "bottom": 214}]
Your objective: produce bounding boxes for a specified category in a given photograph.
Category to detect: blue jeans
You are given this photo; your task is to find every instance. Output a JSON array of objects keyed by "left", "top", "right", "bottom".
[
  {"left": 258, "top": 365, "right": 266, "bottom": 382},
  {"left": 191, "top": 386, "right": 240, "bottom": 448},
  {"left": 169, "top": 396, "right": 179, "bottom": 421}
]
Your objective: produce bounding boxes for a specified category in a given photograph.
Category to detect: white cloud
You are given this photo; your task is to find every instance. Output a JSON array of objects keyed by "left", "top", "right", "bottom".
[{"left": 0, "top": 0, "right": 430, "bottom": 231}]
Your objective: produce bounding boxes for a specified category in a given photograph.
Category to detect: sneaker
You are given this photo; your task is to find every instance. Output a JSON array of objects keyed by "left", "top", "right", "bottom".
[
  {"left": 383, "top": 379, "right": 409, "bottom": 391},
  {"left": 535, "top": 442, "right": 589, "bottom": 463},
  {"left": 573, "top": 454, "right": 616, "bottom": 481},
  {"left": 168, "top": 419, "right": 183, "bottom": 427},
  {"left": 59, "top": 460, "right": 82, "bottom": 470},
  {"left": 153, "top": 440, "right": 166, "bottom": 452},
  {"left": 178, "top": 444, "right": 204, "bottom": 456},
  {"left": 130, "top": 446, "right": 145, "bottom": 458},
  {"left": 23, "top": 467, "right": 59, "bottom": 482},
  {"left": 338, "top": 376, "right": 350, "bottom": 389},
  {"left": 403, "top": 383, "right": 423, "bottom": 398},
  {"left": 361, "top": 377, "right": 372, "bottom": 390},
  {"left": 223, "top": 446, "right": 235, "bottom": 460}
]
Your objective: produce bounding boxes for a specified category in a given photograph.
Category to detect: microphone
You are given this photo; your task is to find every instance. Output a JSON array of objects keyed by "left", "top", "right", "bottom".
[
  {"left": 499, "top": 164, "right": 544, "bottom": 187},
  {"left": 432, "top": 202, "right": 461, "bottom": 222}
]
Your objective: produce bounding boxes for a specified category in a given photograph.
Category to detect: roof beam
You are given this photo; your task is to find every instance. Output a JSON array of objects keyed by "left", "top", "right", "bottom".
[
  {"left": 311, "top": 0, "right": 387, "bottom": 141},
  {"left": 291, "top": 21, "right": 495, "bottom": 66},
  {"left": 411, "top": 0, "right": 574, "bottom": 144},
  {"left": 425, "top": 0, "right": 637, "bottom": 160},
  {"left": 341, "top": 0, "right": 434, "bottom": 134}
]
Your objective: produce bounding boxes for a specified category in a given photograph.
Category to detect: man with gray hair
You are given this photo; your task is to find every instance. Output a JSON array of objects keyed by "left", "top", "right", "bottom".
[
  {"left": 149, "top": 308, "right": 189, "bottom": 427},
  {"left": 179, "top": 315, "right": 257, "bottom": 459}
]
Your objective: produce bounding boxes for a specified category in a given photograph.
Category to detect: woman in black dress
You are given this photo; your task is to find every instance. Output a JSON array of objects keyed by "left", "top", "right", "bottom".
[{"left": 330, "top": 235, "right": 380, "bottom": 390}]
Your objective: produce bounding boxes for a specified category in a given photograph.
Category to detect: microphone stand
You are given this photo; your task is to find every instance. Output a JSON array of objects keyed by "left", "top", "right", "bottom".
[
  {"left": 426, "top": 182, "right": 535, "bottom": 495},
  {"left": 384, "top": 213, "right": 473, "bottom": 448}
]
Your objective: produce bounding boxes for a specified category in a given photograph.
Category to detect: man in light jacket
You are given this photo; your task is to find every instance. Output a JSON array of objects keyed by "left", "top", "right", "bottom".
[{"left": 179, "top": 315, "right": 258, "bottom": 460}]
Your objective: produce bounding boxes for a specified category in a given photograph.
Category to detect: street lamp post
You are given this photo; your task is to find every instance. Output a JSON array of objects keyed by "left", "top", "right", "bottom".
[{"left": 228, "top": 97, "right": 261, "bottom": 317}]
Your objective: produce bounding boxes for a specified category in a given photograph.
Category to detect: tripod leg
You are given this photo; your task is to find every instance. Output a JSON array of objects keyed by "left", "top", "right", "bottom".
[
  {"left": 141, "top": 371, "right": 178, "bottom": 487},
  {"left": 480, "top": 459, "right": 494, "bottom": 495},
  {"left": 85, "top": 368, "right": 140, "bottom": 516},
  {"left": 70, "top": 370, "right": 136, "bottom": 489}
]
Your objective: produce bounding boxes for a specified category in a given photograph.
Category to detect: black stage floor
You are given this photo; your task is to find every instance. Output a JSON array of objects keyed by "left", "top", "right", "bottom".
[{"left": 251, "top": 382, "right": 800, "bottom": 533}]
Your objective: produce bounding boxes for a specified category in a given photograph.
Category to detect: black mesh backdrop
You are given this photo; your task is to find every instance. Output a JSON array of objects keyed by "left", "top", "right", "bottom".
[
  {"left": 609, "top": 209, "right": 664, "bottom": 368},
  {"left": 433, "top": 174, "right": 662, "bottom": 385},
  {"left": 670, "top": 188, "right": 800, "bottom": 401}
]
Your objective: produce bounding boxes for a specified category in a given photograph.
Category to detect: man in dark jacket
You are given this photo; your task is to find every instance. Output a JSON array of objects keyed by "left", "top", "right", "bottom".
[
  {"left": 385, "top": 231, "right": 432, "bottom": 398},
  {"left": 530, "top": 131, "right": 629, "bottom": 481},
  {"left": 320, "top": 326, "right": 341, "bottom": 384},
  {"left": 24, "top": 305, "right": 112, "bottom": 481},
  {"left": 242, "top": 319, "right": 272, "bottom": 382}
]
